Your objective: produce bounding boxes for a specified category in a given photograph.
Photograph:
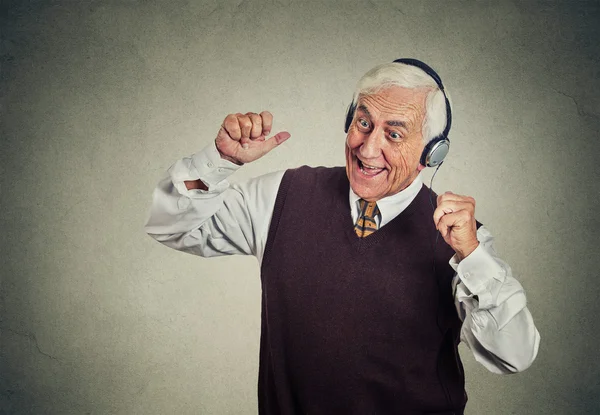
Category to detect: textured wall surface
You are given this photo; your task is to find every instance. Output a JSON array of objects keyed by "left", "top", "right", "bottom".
[{"left": 1, "top": 1, "right": 599, "bottom": 414}]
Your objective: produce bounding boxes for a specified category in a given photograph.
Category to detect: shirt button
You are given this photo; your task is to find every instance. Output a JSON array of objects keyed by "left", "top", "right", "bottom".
[
  {"left": 218, "top": 168, "right": 224, "bottom": 173},
  {"left": 207, "top": 162, "right": 214, "bottom": 168},
  {"left": 464, "top": 272, "right": 471, "bottom": 278}
]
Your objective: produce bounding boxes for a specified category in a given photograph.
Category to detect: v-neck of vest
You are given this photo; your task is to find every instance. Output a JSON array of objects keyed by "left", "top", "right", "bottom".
[{"left": 344, "top": 185, "right": 428, "bottom": 249}]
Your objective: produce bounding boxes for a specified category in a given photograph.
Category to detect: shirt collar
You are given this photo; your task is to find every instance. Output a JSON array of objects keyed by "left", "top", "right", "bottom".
[{"left": 349, "top": 174, "right": 423, "bottom": 227}]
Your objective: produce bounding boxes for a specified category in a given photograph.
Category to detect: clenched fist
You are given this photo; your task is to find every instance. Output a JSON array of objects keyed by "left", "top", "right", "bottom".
[
  {"left": 216, "top": 111, "right": 291, "bottom": 165},
  {"left": 433, "top": 191, "right": 480, "bottom": 261}
]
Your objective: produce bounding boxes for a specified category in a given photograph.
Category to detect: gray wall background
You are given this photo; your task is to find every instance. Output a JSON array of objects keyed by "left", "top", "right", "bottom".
[{"left": 1, "top": 0, "right": 599, "bottom": 414}]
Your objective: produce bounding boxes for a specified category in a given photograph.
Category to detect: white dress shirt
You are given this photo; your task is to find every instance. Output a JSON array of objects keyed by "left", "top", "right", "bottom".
[{"left": 145, "top": 141, "right": 540, "bottom": 375}]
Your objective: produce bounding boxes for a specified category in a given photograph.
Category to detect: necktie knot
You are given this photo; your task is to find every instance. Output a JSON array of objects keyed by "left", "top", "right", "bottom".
[{"left": 355, "top": 199, "right": 380, "bottom": 238}]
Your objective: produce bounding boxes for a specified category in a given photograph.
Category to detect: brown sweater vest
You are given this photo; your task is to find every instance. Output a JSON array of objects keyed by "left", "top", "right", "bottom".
[{"left": 258, "top": 166, "right": 467, "bottom": 415}]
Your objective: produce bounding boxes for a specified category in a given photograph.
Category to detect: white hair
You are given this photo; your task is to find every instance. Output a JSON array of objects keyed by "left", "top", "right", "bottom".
[{"left": 351, "top": 62, "right": 450, "bottom": 143}]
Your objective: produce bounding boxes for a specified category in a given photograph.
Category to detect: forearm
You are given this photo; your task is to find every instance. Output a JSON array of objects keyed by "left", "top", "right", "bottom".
[
  {"left": 459, "top": 295, "right": 539, "bottom": 374},
  {"left": 453, "top": 227, "right": 540, "bottom": 374},
  {"left": 182, "top": 145, "right": 243, "bottom": 192},
  {"left": 144, "top": 141, "right": 242, "bottom": 253},
  {"left": 144, "top": 141, "right": 283, "bottom": 261},
  {"left": 144, "top": 174, "right": 225, "bottom": 245}
]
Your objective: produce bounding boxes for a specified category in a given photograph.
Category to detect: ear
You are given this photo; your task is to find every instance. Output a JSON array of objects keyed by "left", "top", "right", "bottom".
[{"left": 417, "top": 164, "right": 426, "bottom": 172}]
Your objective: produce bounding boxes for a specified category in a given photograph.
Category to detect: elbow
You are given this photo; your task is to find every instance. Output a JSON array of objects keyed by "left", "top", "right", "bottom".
[
  {"left": 144, "top": 223, "right": 186, "bottom": 249},
  {"left": 509, "top": 327, "right": 541, "bottom": 373},
  {"left": 145, "top": 228, "right": 214, "bottom": 258},
  {"left": 144, "top": 217, "right": 183, "bottom": 245},
  {"left": 147, "top": 231, "right": 187, "bottom": 250},
  {"left": 145, "top": 228, "right": 169, "bottom": 243},
  {"left": 144, "top": 223, "right": 158, "bottom": 240},
  {"left": 470, "top": 308, "right": 541, "bottom": 375},
  {"left": 145, "top": 227, "right": 168, "bottom": 244},
  {"left": 493, "top": 326, "right": 541, "bottom": 375}
]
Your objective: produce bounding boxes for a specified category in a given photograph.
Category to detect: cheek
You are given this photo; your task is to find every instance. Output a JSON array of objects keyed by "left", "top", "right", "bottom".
[
  {"left": 388, "top": 144, "right": 419, "bottom": 172},
  {"left": 393, "top": 154, "right": 412, "bottom": 175}
]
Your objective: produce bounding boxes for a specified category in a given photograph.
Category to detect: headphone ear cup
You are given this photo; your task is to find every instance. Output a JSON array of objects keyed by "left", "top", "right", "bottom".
[
  {"left": 421, "top": 137, "right": 450, "bottom": 167},
  {"left": 344, "top": 102, "right": 356, "bottom": 133}
]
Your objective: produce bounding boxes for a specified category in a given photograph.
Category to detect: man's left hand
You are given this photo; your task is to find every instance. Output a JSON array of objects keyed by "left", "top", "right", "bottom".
[{"left": 433, "top": 191, "right": 479, "bottom": 261}]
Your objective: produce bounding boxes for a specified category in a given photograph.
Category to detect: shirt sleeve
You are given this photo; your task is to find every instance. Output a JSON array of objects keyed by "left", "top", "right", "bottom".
[
  {"left": 451, "top": 226, "right": 541, "bottom": 374},
  {"left": 144, "top": 141, "right": 284, "bottom": 263}
]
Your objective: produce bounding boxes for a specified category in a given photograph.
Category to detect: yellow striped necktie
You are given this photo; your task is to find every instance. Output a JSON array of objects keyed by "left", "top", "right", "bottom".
[{"left": 354, "top": 199, "right": 380, "bottom": 237}]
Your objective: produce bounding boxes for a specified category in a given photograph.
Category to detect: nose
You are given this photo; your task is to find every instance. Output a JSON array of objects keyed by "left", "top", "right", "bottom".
[{"left": 359, "top": 128, "right": 383, "bottom": 160}]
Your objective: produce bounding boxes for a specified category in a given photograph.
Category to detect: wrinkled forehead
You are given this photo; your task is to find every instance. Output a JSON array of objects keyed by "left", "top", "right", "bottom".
[{"left": 357, "top": 86, "right": 430, "bottom": 119}]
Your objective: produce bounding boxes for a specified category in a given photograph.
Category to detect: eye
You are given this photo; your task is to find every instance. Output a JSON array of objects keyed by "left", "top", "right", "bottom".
[
  {"left": 389, "top": 131, "right": 402, "bottom": 140},
  {"left": 357, "top": 118, "right": 370, "bottom": 130}
]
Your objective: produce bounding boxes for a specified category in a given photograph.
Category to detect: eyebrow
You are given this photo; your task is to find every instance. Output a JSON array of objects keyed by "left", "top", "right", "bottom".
[{"left": 357, "top": 104, "right": 407, "bottom": 129}]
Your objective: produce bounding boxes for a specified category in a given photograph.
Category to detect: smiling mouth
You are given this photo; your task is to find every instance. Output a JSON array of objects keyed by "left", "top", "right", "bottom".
[{"left": 357, "top": 158, "right": 385, "bottom": 176}]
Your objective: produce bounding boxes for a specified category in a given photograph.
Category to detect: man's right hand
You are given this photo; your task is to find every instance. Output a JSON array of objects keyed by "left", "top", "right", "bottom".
[{"left": 215, "top": 111, "right": 291, "bottom": 165}]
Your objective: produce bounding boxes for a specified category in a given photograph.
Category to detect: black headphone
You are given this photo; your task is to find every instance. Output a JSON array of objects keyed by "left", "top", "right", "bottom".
[{"left": 344, "top": 58, "right": 452, "bottom": 168}]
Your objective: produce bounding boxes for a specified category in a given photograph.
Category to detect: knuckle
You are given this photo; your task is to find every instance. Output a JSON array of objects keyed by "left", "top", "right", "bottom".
[
  {"left": 261, "top": 111, "right": 273, "bottom": 126},
  {"left": 224, "top": 114, "right": 237, "bottom": 125},
  {"left": 238, "top": 117, "right": 251, "bottom": 129},
  {"left": 223, "top": 122, "right": 240, "bottom": 137},
  {"left": 251, "top": 114, "right": 262, "bottom": 125},
  {"left": 247, "top": 112, "right": 260, "bottom": 122}
]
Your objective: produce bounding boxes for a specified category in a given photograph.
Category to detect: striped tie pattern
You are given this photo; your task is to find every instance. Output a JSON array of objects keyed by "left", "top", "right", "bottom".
[{"left": 354, "top": 199, "right": 380, "bottom": 237}]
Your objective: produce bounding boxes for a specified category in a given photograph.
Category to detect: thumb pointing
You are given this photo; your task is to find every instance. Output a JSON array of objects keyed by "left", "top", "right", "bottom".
[
  {"left": 272, "top": 131, "right": 291, "bottom": 145},
  {"left": 260, "top": 131, "right": 291, "bottom": 155}
]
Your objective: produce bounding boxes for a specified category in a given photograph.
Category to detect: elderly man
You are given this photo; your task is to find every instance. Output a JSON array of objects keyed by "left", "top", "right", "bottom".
[{"left": 145, "top": 59, "right": 540, "bottom": 415}]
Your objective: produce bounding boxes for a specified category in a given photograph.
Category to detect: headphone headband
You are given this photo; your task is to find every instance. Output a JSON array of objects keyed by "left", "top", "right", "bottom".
[
  {"left": 392, "top": 58, "right": 444, "bottom": 90},
  {"left": 392, "top": 58, "right": 452, "bottom": 140}
]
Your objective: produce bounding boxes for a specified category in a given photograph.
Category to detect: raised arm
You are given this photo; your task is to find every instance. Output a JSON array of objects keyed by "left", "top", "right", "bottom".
[
  {"left": 144, "top": 112, "right": 290, "bottom": 262},
  {"left": 451, "top": 227, "right": 540, "bottom": 374},
  {"left": 434, "top": 191, "right": 540, "bottom": 374}
]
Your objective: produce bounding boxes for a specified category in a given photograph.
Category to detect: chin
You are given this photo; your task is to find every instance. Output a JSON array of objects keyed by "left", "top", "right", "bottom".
[{"left": 349, "top": 182, "right": 383, "bottom": 202}]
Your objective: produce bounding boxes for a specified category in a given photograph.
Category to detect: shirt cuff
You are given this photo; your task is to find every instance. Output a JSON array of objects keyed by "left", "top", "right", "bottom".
[
  {"left": 169, "top": 141, "right": 241, "bottom": 196},
  {"left": 450, "top": 244, "right": 507, "bottom": 309}
]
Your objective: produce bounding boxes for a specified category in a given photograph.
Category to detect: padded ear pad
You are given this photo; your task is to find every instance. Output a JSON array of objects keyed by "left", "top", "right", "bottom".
[{"left": 420, "top": 137, "right": 450, "bottom": 167}]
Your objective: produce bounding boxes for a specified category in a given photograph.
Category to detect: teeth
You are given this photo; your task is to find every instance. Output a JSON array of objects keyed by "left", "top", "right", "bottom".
[
  {"left": 359, "top": 160, "right": 383, "bottom": 175},
  {"left": 360, "top": 161, "right": 381, "bottom": 170}
]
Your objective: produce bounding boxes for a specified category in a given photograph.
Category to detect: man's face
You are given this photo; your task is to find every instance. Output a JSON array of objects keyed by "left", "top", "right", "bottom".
[{"left": 345, "top": 86, "right": 429, "bottom": 202}]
